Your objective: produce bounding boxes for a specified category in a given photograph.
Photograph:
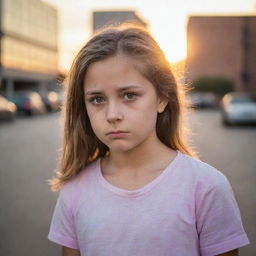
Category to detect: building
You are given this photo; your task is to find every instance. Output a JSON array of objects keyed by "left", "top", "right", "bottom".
[
  {"left": 0, "top": 0, "right": 59, "bottom": 98},
  {"left": 186, "top": 15, "right": 256, "bottom": 93},
  {"left": 92, "top": 10, "right": 147, "bottom": 33}
]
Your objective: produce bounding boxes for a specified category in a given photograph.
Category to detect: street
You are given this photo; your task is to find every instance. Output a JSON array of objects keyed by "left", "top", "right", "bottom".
[{"left": 0, "top": 109, "right": 255, "bottom": 256}]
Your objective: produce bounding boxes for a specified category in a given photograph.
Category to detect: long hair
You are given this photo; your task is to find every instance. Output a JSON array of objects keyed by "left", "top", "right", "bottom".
[{"left": 48, "top": 22, "right": 198, "bottom": 191}]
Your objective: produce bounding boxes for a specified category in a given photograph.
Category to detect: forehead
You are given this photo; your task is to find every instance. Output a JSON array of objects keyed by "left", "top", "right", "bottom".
[{"left": 83, "top": 54, "right": 153, "bottom": 92}]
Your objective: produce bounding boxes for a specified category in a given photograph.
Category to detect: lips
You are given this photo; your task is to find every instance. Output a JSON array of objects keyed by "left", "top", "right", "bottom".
[{"left": 106, "top": 130, "right": 128, "bottom": 135}]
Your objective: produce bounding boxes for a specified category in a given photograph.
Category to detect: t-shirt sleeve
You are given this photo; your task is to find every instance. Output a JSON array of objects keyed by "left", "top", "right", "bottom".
[
  {"left": 196, "top": 170, "right": 250, "bottom": 256},
  {"left": 48, "top": 185, "right": 80, "bottom": 249}
]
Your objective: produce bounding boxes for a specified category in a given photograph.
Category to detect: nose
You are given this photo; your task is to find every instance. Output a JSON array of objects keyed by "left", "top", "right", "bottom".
[{"left": 106, "top": 101, "right": 123, "bottom": 123}]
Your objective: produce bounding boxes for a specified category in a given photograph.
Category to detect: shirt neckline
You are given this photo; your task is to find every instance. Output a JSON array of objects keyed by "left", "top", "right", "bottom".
[{"left": 95, "top": 150, "right": 182, "bottom": 197}]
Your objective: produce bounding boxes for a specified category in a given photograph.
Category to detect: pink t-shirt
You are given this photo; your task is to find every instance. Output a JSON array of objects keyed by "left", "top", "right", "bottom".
[{"left": 48, "top": 150, "right": 250, "bottom": 255}]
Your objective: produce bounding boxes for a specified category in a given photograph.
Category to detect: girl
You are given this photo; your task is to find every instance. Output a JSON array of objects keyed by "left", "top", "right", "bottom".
[{"left": 48, "top": 23, "right": 250, "bottom": 256}]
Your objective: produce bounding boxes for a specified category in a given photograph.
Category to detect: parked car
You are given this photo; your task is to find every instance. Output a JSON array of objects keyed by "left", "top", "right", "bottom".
[
  {"left": 220, "top": 92, "right": 256, "bottom": 126},
  {"left": 0, "top": 95, "right": 17, "bottom": 121},
  {"left": 41, "top": 91, "right": 59, "bottom": 112},
  {"left": 7, "top": 91, "right": 46, "bottom": 116},
  {"left": 188, "top": 92, "right": 219, "bottom": 109}
]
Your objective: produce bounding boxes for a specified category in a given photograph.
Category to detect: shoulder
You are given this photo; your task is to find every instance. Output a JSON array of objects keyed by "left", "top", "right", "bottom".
[
  {"left": 179, "top": 153, "right": 235, "bottom": 210},
  {"left": 59, "top": 159, "right": 99, "bottom": 204},
  {"left": 178, "top": 152, "right": 229, "bottom": 189}
]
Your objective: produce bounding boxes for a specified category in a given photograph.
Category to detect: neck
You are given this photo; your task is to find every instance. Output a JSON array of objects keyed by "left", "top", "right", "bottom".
[{"left": 103, "top": 134, "right": 176, "bottom": 176}]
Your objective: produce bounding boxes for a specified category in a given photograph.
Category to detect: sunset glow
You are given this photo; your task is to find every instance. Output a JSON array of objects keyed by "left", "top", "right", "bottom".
[{"left": 42, "top": 0, "right": 256, "bottom": 73}]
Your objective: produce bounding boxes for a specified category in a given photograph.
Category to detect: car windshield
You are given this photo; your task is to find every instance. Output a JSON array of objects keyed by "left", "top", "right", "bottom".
[
  {"left": 231, "top": 96, "right": 256, "bottom": 103},
  {"left": 9, "top": 94, "right": 29, "bottom": 100}
]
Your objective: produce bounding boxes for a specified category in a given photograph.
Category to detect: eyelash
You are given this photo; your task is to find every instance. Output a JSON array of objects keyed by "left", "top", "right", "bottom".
[{"left": 88, "top": 92, "right": 138, "bottom": 105}]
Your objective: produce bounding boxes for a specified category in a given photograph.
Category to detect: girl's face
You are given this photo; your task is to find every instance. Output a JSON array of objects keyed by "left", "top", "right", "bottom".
[{"left": 83, "top": 54, "right": 168, "bottom": 153}]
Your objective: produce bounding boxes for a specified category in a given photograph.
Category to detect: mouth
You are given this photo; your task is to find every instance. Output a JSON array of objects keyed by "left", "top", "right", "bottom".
[
  {"left": 106, "top": 130, "right": 128, "bottom": 135},
  {"left": 106, "top": 130, "right": 130, "bottom": 139}
]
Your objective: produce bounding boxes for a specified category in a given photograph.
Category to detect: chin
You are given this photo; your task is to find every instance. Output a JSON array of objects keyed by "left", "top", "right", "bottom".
[
  {"left": 109, "top": 140, "right": 145, "bottom": 154},
  {"left": 109, "top": 146, "right": 134, "bottom": 153},
  {"left": 105, "top": 141, "right": 132, "bottom": 152}
]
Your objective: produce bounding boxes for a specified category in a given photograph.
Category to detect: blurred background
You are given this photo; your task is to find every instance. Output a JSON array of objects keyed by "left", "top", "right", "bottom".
[{"left": 0, "top": 0, "right": 255, "bottom": 255}]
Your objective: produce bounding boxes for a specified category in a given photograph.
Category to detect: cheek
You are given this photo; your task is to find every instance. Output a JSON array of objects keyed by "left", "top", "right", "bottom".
[
  {"left": 88, "top": 115, "right": 101, "bottom": 132},
  {"left": 132, "top": 102, "right": 158, "bottom": 120},
  {"left": 127, "top": 106, "right": 158, "bottom": 132},
  {"left": 86, "top": 107, "right": 101, "bottom": 132}
]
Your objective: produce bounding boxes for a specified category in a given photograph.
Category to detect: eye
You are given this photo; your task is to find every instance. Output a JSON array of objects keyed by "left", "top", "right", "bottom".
[
  {"left": 123, "top": 92, "right": 138, "bottom": 100},
  {"left": 89, "top": 96, "right": 105, "bottom": 104}
]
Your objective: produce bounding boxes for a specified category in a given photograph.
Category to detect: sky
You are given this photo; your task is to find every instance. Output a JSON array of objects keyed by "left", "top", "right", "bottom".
[{"left": 42, "top": 0, "right": 256, "bottom": 73}]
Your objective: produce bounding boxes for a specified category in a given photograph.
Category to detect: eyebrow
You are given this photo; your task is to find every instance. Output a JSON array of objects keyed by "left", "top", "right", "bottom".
[{"left": 84, "top": 85, "right": 142, "bottom": 96}]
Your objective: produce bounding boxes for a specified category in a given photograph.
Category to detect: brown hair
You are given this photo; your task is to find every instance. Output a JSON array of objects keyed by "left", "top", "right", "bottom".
[{"left": 48, "top": 22, "right": 198, "bottom": 191}]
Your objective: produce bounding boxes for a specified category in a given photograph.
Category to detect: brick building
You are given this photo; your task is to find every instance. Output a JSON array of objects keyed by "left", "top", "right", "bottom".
[{"left": 186, "top": 15, "right": 256, "bottom": 93}]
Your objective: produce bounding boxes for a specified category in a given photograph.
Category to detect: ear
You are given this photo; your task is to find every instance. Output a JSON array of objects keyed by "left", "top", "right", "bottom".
[{"left": 157, "top": 97, "right": 168, "bottom": 113}]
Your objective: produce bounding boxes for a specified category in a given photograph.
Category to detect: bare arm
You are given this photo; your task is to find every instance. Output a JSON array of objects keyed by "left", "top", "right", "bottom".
[
  {"left": 62, "top": 246, "right": 81, "bottom": 256},
  {"left": 216, "top": 249, "right": 239, "bottom": 256}
]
